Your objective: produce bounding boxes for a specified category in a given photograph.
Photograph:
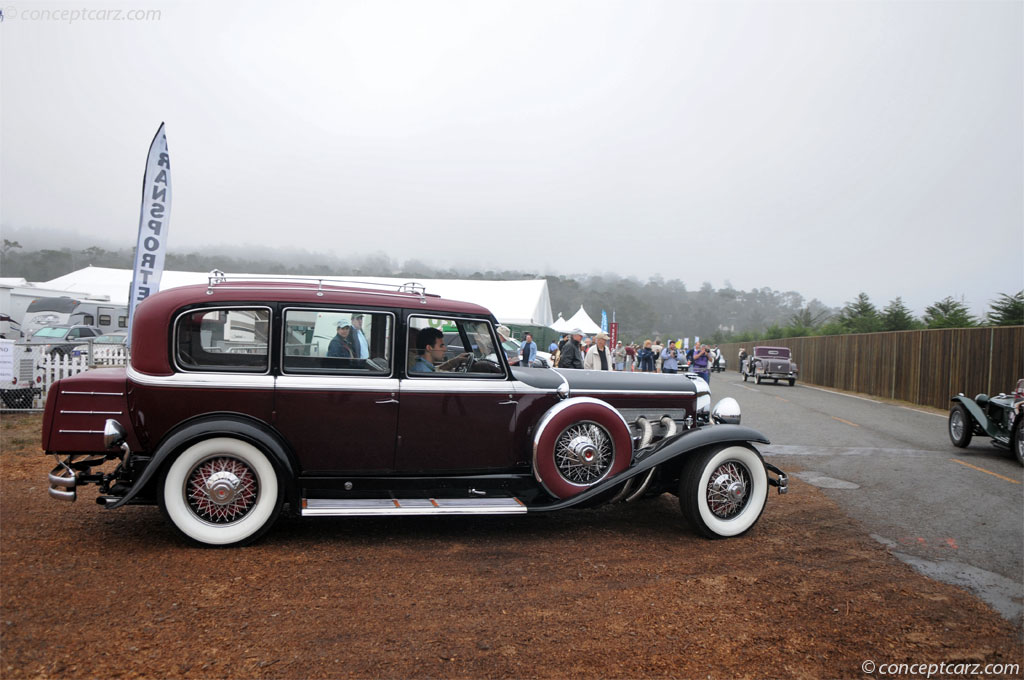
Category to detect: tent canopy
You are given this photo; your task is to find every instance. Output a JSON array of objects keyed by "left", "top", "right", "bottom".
[
  {"left": 561, "top": 305, "right": 602, "bottom": 335},
  {"left": 549, "top": 314, "right": 574, "bottom": 333},
  {"left": 40, "top": 267, "right": 554, "bottom": 326}
]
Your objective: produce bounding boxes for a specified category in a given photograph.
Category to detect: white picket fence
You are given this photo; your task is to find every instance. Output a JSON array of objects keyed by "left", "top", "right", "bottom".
[{"left": 4, "top": 345, "right": 129, "bottom": 410}]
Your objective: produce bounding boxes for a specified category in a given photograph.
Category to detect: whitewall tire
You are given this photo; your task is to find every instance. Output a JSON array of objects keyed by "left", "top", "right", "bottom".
[
  {"left": 680, "top": 445, "right": 769, "bottom": 539},
  {"left": 159, "top": 437, "right": 282, "bottom": 547}
]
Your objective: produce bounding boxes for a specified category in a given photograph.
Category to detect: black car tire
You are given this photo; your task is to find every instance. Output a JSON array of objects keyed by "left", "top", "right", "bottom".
[
  {"left": 158, "top": 437, "right": 283, "bottom": 547},
  {"left": 679, "top": 445, "right": 768, "bottom": 539},
  {"left": 1013, "top": 414, "right": 1023, "bottom": 467},
  {"left": 788, "top": 379, "right": 795, "bottom": 387},
  {"left": 948, "top": 404, "right": 973, "bottom": 448}
]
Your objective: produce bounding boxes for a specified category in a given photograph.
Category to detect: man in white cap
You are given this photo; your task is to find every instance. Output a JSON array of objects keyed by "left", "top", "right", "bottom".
[
  {"left": 584, "top": 331, "right": 614, "bottom": 370},
  {"left": 327, "top": 317, "right": 355, "bottom": 358},
  {"left": 557, "top": 328, "right": 584, "bottom": 369}
]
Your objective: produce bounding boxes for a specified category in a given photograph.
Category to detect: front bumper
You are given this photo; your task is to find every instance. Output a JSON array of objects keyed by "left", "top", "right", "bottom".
[{"left": 765, "top": 462, "right": 788, "bottom": 494}]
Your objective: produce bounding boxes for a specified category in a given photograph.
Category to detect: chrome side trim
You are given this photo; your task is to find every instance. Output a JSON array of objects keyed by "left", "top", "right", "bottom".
[
  {"left": 276, "top": 376, "right": 400, "bottom": 392},
  {"left": 61, "top": 391, "right": 125, "bottom": 397},
  {"left": 127, "top": 365, "right": 275, "bottom": 389},
  {"left": 573, "top": 389, "right": 696, "bottom": 396},
  {"left": 58, "top": 429, "right": 105, "bottom": 434},
  {"left": 301, "top": 497, "right": 527, "bottom": 516},
  {"left": 400, "top": 379, "right": 516, "bottom": 394},
  {"left": 60, "top": 410, "right": 123, "bottom": 415}
]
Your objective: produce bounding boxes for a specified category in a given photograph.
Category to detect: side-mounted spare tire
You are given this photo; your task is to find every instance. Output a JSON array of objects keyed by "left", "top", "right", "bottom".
[{"left": 532, "top": 397, "right": 633, "bottom": 500}]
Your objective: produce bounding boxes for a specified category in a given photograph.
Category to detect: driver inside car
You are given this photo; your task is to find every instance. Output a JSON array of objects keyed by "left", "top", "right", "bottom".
[{"left": 410, "top": 327, "right": 471, "bottom": 373}]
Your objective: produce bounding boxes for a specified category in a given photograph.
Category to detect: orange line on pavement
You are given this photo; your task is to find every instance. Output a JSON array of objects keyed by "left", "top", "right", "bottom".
[
  {"left": 951, "top": 459, "right": 1021, "bottom": 485},
  {"left": 774, "top": 396, "right": 789, "bottom": 402},
  {"left": 832, "top": 417, "right": 859, "bottom": 427}
]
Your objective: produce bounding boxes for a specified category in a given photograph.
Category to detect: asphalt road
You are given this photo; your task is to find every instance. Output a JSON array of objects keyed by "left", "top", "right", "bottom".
[{"left": 705, "top": 369, "right": 1024, "bottom": 627}]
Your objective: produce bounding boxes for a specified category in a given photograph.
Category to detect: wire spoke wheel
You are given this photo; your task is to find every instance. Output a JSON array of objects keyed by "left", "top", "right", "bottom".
[
  {"left": 949, "top": 409, "right": 965, "bottom": 440},
  {"left": 554, "top": 421, "right": 613, "bottom": 486},
  {"left": 159, "top": 437, "right": 282, "bottom": 547},
  {"left": 705, "top": 461, "right": 751, "bottom": 519},
  {"left": 185, "top": 455, "right": 260, "bottom": 524}
]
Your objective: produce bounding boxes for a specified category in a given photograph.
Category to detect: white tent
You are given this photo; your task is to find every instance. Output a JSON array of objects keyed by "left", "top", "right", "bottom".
[
  {"left": 41, "top": 267, "right": 554, "bottom": 326},
  {"left": 563, "top": 305, "right": 603, "bottom": 335},
  {"left": 549, "top": 314, "right": 574, "bottom": 333}
]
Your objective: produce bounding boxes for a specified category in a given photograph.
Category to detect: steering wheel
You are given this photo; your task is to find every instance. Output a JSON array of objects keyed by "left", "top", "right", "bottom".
[{"left": 457, "top": 353, "right": 475, "bottom": 373}]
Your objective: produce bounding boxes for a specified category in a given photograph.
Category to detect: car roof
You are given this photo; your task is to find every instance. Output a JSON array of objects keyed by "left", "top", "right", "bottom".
[{"left": 130, "top": 281, "right": 496, "bottom": 376}]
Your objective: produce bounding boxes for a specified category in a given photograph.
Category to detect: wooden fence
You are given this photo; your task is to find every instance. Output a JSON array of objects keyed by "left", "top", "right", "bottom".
[{"left": 716, "top": 326, "right": 1024, "bottom": 410}]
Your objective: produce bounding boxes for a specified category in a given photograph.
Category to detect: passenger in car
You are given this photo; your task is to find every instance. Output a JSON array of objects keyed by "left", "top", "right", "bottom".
[
  {"left": 327, "top": 319, "right": 356, "bottom": 358},
  {"left": 410, "top": 327, "right": 470, "bottom": 373}
]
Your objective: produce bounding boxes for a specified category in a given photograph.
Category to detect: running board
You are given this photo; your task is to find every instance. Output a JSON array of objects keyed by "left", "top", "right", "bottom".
[{"left": 301, "top": 497, "right": 527, "bottom": 517}]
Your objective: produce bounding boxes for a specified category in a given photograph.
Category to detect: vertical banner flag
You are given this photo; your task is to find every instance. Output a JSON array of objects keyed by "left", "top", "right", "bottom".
[
  {"left": 601, "top": 310, "right": 608, "bottom": 333},
  {"left": 126, "top": 123, "right": 172, "bottom": 341},
  {"left": 609, "top": 322, "right": 618, "bottom": 350}
]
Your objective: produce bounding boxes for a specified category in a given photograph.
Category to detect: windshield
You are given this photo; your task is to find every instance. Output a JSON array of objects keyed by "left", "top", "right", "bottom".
[
  {"left": 32, "top": 327, "right": 68, "bottom": 339},
  {"left": 26, "top": 298, "right": 79, "bottom": 313}
]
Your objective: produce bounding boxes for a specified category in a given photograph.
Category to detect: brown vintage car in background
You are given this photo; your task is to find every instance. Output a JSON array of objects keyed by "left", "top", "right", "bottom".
[
  {"left": 43, "top": 276, "right": 787, "bottom": 547},
  {"left": 743, "top": 345, "right": 799, "bottom": 386}
]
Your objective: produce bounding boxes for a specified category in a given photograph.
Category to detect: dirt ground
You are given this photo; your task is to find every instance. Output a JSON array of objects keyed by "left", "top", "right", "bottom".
[{"left": 2, "top": 412, "right": 1021, "bottom": 679}]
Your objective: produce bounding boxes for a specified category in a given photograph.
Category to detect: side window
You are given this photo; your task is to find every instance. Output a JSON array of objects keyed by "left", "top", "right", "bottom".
[
  {"left": 81, "top": 315, "right": 95, "bottom": 325},
  {"left": 98, "top": 314, "right": 112, "bottom": 326},
  {"left": 118, "top": 316, "right": 128, "bottom": 328},
  {"left": 406, "top": 316, "right": 506, "bottom": 378},
  {"left": 79, "top": 328, "right": 96, "bottom": 338},
  {"left": 282, "top": 309, "right": 392, "bottom": 375},
  {"left": 67, "top": 328, "right": 82, "bottom": 339},
  {"left": 175, "top": 308, "right": 271, "bottom": 373}
]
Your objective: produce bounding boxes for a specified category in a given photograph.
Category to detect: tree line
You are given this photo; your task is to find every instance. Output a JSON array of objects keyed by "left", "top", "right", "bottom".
[{"left": 2, "top": 240, "right": 1020, "bottom": 343}]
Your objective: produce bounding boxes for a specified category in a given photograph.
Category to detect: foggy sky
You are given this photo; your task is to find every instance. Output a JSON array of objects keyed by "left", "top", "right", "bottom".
[{"left": 2, "top": 0, "right": 1021, "bottom": 317}]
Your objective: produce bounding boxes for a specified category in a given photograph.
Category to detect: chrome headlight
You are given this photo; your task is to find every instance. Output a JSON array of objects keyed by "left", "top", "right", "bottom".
[{"left": 711, "top": 397, "right": 741, "bottom": 425}]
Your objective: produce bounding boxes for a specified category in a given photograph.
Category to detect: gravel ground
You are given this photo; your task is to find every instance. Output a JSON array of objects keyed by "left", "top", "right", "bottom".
[{"left": 2, "top": 412, "right": 1021, "bottom": 679}]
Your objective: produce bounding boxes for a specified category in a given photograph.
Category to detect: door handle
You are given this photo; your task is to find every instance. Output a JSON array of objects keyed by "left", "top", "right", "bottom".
[{"left": 376, "top": 399, "right": 399, "bottom": 404}]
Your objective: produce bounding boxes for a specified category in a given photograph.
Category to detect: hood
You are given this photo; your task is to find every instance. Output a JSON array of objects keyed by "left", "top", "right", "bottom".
[{"left": 512, "top": 367, "right": 701, "bottom": 395}]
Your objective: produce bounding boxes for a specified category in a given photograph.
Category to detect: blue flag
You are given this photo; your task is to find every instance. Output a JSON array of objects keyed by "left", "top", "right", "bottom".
[{"left": 601, "top": 310, "right": 608, "bottom": 333}]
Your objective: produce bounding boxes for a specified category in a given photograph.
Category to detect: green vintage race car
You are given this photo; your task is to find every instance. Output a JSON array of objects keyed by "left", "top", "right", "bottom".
[{"left": 948, "top": 378, "right": 1024, "bottom": 466}]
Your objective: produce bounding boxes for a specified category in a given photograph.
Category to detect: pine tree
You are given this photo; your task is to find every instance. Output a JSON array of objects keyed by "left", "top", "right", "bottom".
[
  {"left": 985, "top": 291, "right": 1024, "bottom": 326},
  {"left": 923, "top": 297, "right": 977, "bottom": 329},
  {"left": 838, "top": 293, "right": 882, "bottom": 334},
  {"left": 881, "top": 297, "right": 920, "bottom": 331}
]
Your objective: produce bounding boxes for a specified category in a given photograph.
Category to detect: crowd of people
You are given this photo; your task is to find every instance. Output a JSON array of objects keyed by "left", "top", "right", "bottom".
[{"left": 547, "top": 329, "right": 723, "bottom": 383}]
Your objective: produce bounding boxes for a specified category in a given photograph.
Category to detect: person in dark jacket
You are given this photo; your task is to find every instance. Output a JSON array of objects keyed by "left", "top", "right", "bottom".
[
  {"left": 327, "top": 319, "right": 356, "bottom": 358},
  {"left": 637, "top": 339, "right": 656, "bottom": 372},
  {"left": 557, "top": 329, "right": 584, "bottom": 369}
]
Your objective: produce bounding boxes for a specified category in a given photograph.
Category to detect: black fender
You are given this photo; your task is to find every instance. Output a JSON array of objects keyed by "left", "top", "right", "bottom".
[
  {"left": 528, "top": 424, "right": 771, "bottom": 512},
  {"left": 104, "top": 413, "right": 298, "bottom": 510},
  {"left": 951, "top": 395, "right": 996, "bottom": 438}
]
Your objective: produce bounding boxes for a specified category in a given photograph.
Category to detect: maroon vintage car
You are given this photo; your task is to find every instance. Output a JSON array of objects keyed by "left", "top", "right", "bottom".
[{"left": 43, "top": 276, "right": 787, "bottom": 546}]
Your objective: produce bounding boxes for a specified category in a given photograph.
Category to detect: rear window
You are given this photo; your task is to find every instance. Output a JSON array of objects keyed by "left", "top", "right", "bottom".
[{"left": 175, "top": 308, "right": 271, "bottom": 373}]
